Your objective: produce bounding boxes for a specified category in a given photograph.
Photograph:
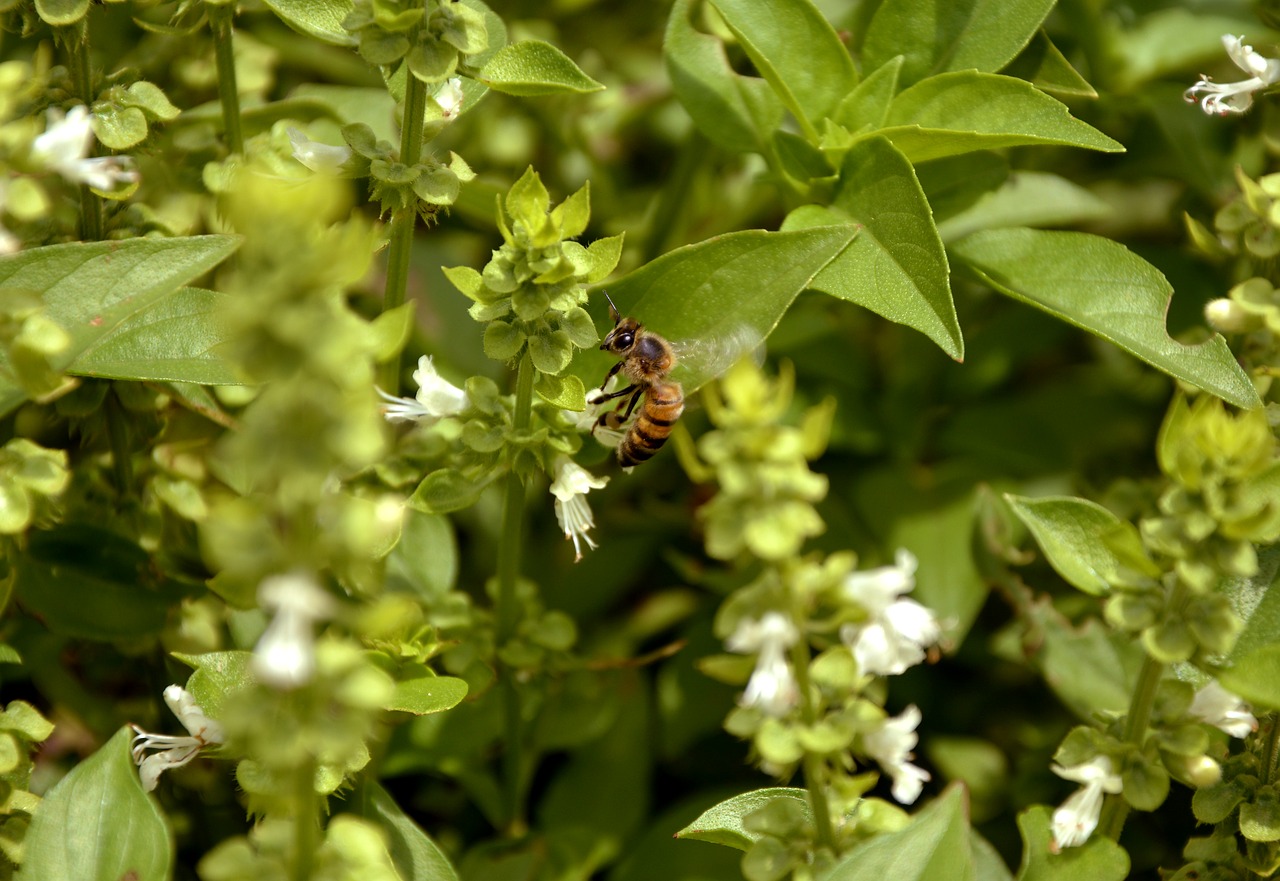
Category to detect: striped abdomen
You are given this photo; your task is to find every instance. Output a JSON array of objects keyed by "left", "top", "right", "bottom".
[{"left": 618, "top": 380, "right": 684, "bottom": 467}]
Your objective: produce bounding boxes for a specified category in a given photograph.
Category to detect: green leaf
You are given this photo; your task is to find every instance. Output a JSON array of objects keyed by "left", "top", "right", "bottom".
[
  {"left": 173, "top": 651, "right": 256, "bottom": 721},
  {"left": 862, "top": 0, "right": 1055, "bottom": 87},
  {"left": 0, "top": 236, "right": 241, "bottom": 418},
  {"left": 370, "top": 301, "right": 416, "bottom": 363},
  {"left": 785, "top": 137, "right": 962, "bottom": 360},
  {"left": 823, "top": 784, "right": 973, "bottom": 880},
  {"left": 1227, "top": 546, "right": 1280, "bottom": 664},
  {"left": 936, "top": 172, "right": 1110, "bottom": 242},
  {"left": 476, "top": 40, "right": 603, "bottom": 96},
  {"left": 1005, "top": 495, "right": 1152, "bottom": 596},
  {"left": 345, "top": 778, "right": 460, "bottom": 881},
  {"left": 773, "top": 130, "right": 832, "bottom": 183},
  {"left": 1002, "top": 31, "right": 1097, "bottom": 98},
  {"left": 91, "top": 105, "right": 149, "bottom": 150},
  {"left": 832, "top": 56, "right": 902, "bottom": 132},
  {"left": 709, "top": 0, "right": 857, "bottom": 127},
  {"left": 535, "top": 372, "right": 587, "bottom": 410},
  {"left": 18, "top": 727, "right": 172, "bottom": 881},
  {"left": 663, "top": 0, "right": 784, "bottom": 153},
  {"left": 577, "top": 226, "right": 858, "bottom": 394},
  {"left": 14, "top": 526, "right": 175, "bottom": 641},
  {"left": 122, "top": 81, "right": 182, "bottom": 120},
  {"left": 408, "top": 469, "right": 489, "bottom": 514},
  {"left": 1026, "top": 602, "right": 1143, "bottom": 718},
  {"left": 677, "top": 788, "right": 809, "bottom": 851},
  {"left": 879, "top": 72, "right": 1123, "bottom": 163},
  {"left": 386, "top": 675, "right": 468, "bottom": 715},
  {"left": 915, "top": 153, "right": 1009, "bottom": 223},
  {"left": 33, "top": 0, "right": 88, "bottom": 26},
  {"left": 949, "top": 229, "right": 1260, "bottom": 409},
  {"left": 386, "top": 510, "right": 457, "bottom": 601},
  {"left": 68, "top": 287, "right": 242, "bottom": 385},
  {"left": 260, "top": 0, "right": 356, "bottom": 46},
  {"left": 1221, "top": 645, "right": 1280, "bottom": 712},
  {"left": 1013, "top": 806, "right": 1129, "bottom": 880}
]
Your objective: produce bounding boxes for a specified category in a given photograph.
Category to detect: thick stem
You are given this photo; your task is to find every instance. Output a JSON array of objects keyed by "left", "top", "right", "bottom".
[
  {"left": 1263, "top": 714, "right": 1280, "bottom": 784},
  {"left": 67, "top": 31, "right": 102, "bottom": 241},
  {"left": 208, "top": 4, "right": 245, "bottom": 155},
  {"left": 378, "top": 73, "right": 430, "bottom": 393},
  {"left": 785, "top": 602, "right": 837, "bottom": 854},
  {"left": 641, "top": 129, "right": 705, "bottom": 263},
  {"left": 495, "top": 352, "right": 535, "bottom": 833},
  {"left": 290, "top": 757, "right": 319, "bottom": 881}
]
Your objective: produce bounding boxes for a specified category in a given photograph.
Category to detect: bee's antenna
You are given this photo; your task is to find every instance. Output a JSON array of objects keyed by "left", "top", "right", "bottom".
[{"left": 602, "top": 290, "right": 621, "bottom": 324}]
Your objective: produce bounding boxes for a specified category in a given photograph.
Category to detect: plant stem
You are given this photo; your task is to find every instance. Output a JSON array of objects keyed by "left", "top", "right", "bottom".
[
  {"left": 105, "top": 389, "right": 134, "bottom": 497},
  {"left": 67, "top": 30, "right": 102, "bottom": 241},
  {"left": 208, "top": 4, "right": 244, "bottom": 155},
  {"left": 495, "top": 352, "right": 534, "bottom": 833},
  {"left": 1264, "top": 713, "right": 1280, "bottom": 783},
  {"left": 785, "top": 597, "right": 837, "bottom": 854},
  {"left": 291, "top": 758, "right": 319, "bottom": 881},
  {"left": 1099, "top": 647, "right": 1167, "bottom": 840},
  {"left": 641, "top": 129, "right": 705, "bottom": 263},
  {"left": 378, "top": 73, "right": 430, "bottom": 393}
]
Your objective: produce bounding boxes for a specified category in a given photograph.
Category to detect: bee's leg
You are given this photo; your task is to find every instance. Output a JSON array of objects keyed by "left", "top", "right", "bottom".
[
  {"left": 597, "top": 361, "right": 624, "bottom": 392},
  {"left": 593, "top": 388, "right": 640, "bottom": 436},
  {"left": 619, "top": 387, "right": 644, "bottom": 421},
  {"left": 592, "top": 383, "right": 638, "bottom": 403}
]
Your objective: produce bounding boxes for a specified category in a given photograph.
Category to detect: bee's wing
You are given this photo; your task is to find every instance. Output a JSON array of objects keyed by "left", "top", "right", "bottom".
[{"left": 670, "top": 322, "right": 765, "bottom": 393}]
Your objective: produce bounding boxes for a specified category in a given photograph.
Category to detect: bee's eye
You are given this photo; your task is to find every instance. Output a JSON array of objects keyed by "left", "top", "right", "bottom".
[{"left": 617, "top": 332, "right": 633, "bottom": 348}]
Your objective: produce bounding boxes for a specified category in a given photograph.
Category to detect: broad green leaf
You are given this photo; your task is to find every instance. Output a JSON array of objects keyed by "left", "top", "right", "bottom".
[
  {"left": 575, "top": 225, "right": 858, "bottom": 394},
  {"left": 259, "top": 0, "right": 356, "bottom": 46},
  {"left": 408, "top": 469, "right": 490, "bottom": 513},
  {"left": 0, "top": 236, "right": 241, "bottom": 418},
  {"left": 534, "top": 371, "right": 587, "bottom": 410},
  {"left": 1004, "top": 495, "right": 1151, "bottom": 596},
  {"left": 69, "top": 287, "right": 242, "bottom": 385},
  {"left": 916, "top": 153, "right": 1009, "bottom": 223},
  {"left": 1002, "top": 31, "right": 1097, "bottom": 98},
  {"left": 1227, "top": 546, "right": 1280, "bottom": 664},
  {"left": 936, "top": 172, "right": 1110, "bottom": 242},
  {"left": 878, "top": 72, "right": 1123, "bottom": 163},
  {"left": 476, "top": 41, "right": 603, "bottom": 96},
  {"left": 386, "top": 675, "right": 468, "bottom": 715},
  {"left": 1027, "top": 600, "right": 1143, "bottom": 718},
  {"left": 823, "top": 785, "right": 973, "bottom": 880},
  {"left": 950, "top": 229, "right": 1260, "bottom": 408},
  {"left": 14, "top": 526, "right": 176, "bottom": 641},
  {"left": 972, "top": 831, "right": 1015, "bottom": 881},
  {"left": 173, "top": 651, "right": 256, "bottom": 721},
  {"left": 709, "top": 0, "right": 857, "bottom": 127},
  {"left": 785, "top": 137, "right": 962, "bottom": 360},
  {"left": 18, "top": 727, "right": 172, "bottom": 881},
  {"left": 1014, "top": 806, "right": 1129, "bottom": 880},
  {"left": 345, "top": 778, "right": 460, "bottom": 881},
  {"left": 862, "top": 0, "right": 1055, "bottom": 86},
  {"left": 371, "top": 301, "right": 416, "bottom": 363},
  {"left": 676, "top": 788, "right": 809, "bottom": 851},
  {"left": 1221, "top": 645, "right": 1280, "bottom": 711},
  {"left": 386, "top": 510, "right": 458, "bottom": 600},
  {"left": 663, "top": 0, "right": 784, "bottom": 153},
  {"left": 832, "top": 56, "right": 902, "bottom": 132}
]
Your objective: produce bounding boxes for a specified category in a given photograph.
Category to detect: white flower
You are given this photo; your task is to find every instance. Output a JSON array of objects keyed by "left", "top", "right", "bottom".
[
  {"left": 726, "top": 611, "right": 801, "bottom": 717},
  {"left": 550, "top": 456, "right": 608, "bottom": 561},
  {"left": 1189, "top": 680, "right": 1257, "bottom": 738},
  {"left": 1185, "top": 35, "right": 1280, "bottom": 115},
  {"left": 287, "top": 126, "right": 353, "bottom": 174},
  {"left": 839, "top": 549, "right": 940, "bottom": 676},
  {"left": 1050, "top": 756, "right": 1123, "bottom": 851},
  {"left": 377, "top": 356, "right": 469, "bottom": 423},
  {"left": 863, "top": 704, "right": 931, "bottom": 804},
  {"left": 251, "top": 572, "right": 335, "bottom": 690},
  {"left": 130, "top": 685, "right": 223, "bottom": 792},
  {"left": 434, "top": 77, "right": 464, "bottom": 120},
  {"left": 31, "top": 105, "right": 139, "bottom": 190}
]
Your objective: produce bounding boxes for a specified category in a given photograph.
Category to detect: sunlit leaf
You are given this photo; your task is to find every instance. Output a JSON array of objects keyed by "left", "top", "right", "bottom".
[
  {"left": 19, "top": 727, "right": 172, "bottom": 881},
  {"left": 345, "top": 779, "right": 460, "bottom": 881},
  {"left": 824, "top": 785, "right": 973, "bottom": 880},
  {"left": 1005, "top": 495, "right": 1152, "bottom": 596},
  {"left": 477, "top": 41, "right": 603, "bottom": 96},
  {"left": 950, "top": 229, "right": 1259, "bottom": 408},
  {"left": 676, "top": 788, "right": 809, "bottom": 851}
]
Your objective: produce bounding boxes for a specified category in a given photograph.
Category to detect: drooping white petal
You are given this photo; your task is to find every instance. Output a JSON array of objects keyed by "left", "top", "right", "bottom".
[
  {"left": 1189, "top": 680, "right": 1257, "bottom": 738},
  {"left": 1049, "top": 756, "right": 1123, "bottom": 851},
  {"left": 287, "top": 127, "right": 353, "bottom": 174},
  {"left": 863, "top": 705, "right": 930, "bottom": 804},
  {"left": 551, "top": 457, "right": 608, "bottom": 561}
]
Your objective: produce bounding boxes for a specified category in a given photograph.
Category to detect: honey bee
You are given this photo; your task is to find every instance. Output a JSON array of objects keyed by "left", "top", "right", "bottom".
[{"left": 593, "top": 292, "right": 685, "bottom": 467}]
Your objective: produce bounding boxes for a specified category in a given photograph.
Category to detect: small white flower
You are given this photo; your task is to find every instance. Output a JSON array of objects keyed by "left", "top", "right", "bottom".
[
  {"left": 863, "top": 704, "right": 931, "bottom": 804},
  {"left": 726, "top": 611, "right": 801, "bottom": 717},
  {"left": 287, "top": 126, "right": 353, "bottom": 174},
  {"left": 31, "top": 105, "right": 139, "bottom": 190},
  {"left": 1185, "top": 35, "right": 1280, "bottom": 115},
  {"left": 434, "top": 77, "right": 464, "bottom": 120},
  {"left": 251, "top": 572, "right": 335, "bottom": 690},
  {"left": 130, "top": 685, "right": 223, "bottom": 792},
  {"left": 377, "top": 356, "right": 469, "bottom": 423},
  {"left": 839, "top": 549, "right": 940, "bottom": 676},
  {"left": 1189, "top": 680, "right": 1257, "bottom": 739},
  {"left": 1050, "top": 756, "right": 1123, "bottom": 851},
  {"left": 550, "top": 455, "right": 608, "bottom": 561}
]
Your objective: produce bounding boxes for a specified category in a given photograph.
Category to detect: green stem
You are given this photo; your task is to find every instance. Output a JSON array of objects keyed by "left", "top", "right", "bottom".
[
  {"left": 208, "top": 4, "right": 244, "bottom": 155},
  {"left": 378, "top": 73, "right": 430, "bottom": 394},
  {"left": 291, "top": 758, "right": 319, "bottom": 881},
  {"left": 1099, "top": 638, "right": 1170, "bottom": 839},
  {"left": 785, "top": 586, "right": 837, "bottom": 854},
  {"left": 1263, "top": 713, "right": 1280, "bottom": 784},
  {"left": 67, "top": 30, "right": 102, "bottom": 241},
  {"left": 641, "top": 129, "right": 706, "bottom": 264},
  {"left": 495, "top": 352, "right": 535, "bottom": 833},
  {"left": 105, "top": 389, "right": 134, "bottom": 497}
]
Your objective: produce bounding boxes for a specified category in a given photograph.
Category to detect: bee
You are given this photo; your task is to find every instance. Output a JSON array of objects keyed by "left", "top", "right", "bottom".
[{"left": 593, "top": 293, "right": 685, "bottom": 467}]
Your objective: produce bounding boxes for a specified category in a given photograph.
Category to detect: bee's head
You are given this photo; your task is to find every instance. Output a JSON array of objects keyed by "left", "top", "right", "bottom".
[{"left": 601, "top": 317, "right": 641, "bottom": 355}]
